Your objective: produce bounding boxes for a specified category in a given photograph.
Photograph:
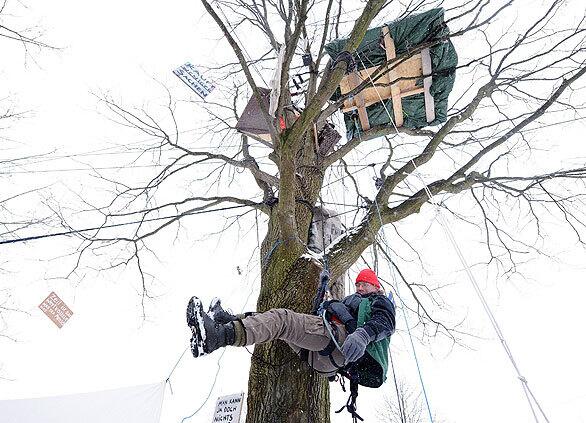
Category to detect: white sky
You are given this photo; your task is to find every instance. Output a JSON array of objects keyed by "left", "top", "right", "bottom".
[{"left": 1, "top": 0, "right": 586, "bottom": 422}]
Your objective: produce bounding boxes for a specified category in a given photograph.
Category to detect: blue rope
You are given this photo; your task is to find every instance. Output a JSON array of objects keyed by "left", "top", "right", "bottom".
[
  {"left": 401, "top": 300, "right": 434, "bottom": 423},
  {"left": 372, "top": 198, "right": 435, "bottom": 423},
  {"left": 389, "top": 350, "right": 406, "bottom": 423}
]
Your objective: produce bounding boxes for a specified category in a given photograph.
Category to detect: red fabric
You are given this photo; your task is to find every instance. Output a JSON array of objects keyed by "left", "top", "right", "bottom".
[
  {"left": 331, "top": 315, "right": 342, "bottom": 325},
  {"left": 355, "top": 268, "right": 380, "bottom": 289}
]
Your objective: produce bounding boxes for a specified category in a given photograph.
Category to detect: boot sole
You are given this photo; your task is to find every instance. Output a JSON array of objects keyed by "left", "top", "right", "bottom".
[{"left": 186, "top": 297, "right": 207, "bottom": 358}]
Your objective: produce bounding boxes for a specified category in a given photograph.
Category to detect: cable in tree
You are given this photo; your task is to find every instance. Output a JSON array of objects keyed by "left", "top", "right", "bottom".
[{"left": 0, "top": 204, "right": 251, "bottom": 246}]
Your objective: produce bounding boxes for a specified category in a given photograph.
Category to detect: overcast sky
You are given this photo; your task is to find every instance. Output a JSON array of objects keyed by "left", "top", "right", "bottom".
[{"left": 1, "top": 0, "right": 586, "bottom": 422}]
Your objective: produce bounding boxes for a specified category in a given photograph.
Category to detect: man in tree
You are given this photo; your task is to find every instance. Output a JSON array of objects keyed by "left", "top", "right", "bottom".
[{"left": 186, "top": 268, "right": 395, "bottom": 385}]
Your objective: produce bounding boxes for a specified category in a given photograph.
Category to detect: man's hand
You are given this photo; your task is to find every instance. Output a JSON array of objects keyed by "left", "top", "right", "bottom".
[{"left": 341, "top": 327, "right": 370, "bottom": 364}]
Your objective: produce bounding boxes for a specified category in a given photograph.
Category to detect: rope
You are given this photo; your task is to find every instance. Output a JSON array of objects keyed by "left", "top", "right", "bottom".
[
  {"left": 211, "top": 0, "right": 268, "bottom": 87},
  {"left": 350, "top": 109, "right": 436, "bottom": 421},
  {"left": 180, "top": 349, "right": 226, "bottom": 422},
  {"left": 389, "top": 352, "right": 406, "bottom": 423},
  {"left": 354, "top": 49, "right": 550, "bottom": 421},
  {"left": 346, "top": 114, "right": 435, "bottom": 421},
  {"left": 372, "top": 195, "right": 435, "bottom": 423},
  {"left": 0, "top": 204, "right": 251, "bottom": 246},
  {"left": 412, "top": 170, "right": 550, "bottom": 423},
  {"left": 261, "top": 239, "right": 282, "bottom": 269},
  {"left": 165, "top": 347, "right": 189, "bottom": 394}
]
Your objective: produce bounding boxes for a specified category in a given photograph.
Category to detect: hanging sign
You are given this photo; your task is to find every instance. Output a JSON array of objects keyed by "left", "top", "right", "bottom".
[
  {"left": 39, "top": 291, "right": 73, "bottom": 328},
  {"left": 173, "top": 62, "right": 215, "bottom": 99},
  {"left": 211, "top": 392, "right": 245, "bottom": 423}
]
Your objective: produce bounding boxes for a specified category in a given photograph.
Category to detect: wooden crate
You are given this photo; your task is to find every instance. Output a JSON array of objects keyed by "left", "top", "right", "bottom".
[{"left": 339, "top": 27, "right": 435, "bottom": 130}]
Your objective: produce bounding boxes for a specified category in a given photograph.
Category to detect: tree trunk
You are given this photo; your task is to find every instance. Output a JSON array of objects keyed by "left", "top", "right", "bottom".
[
  {"left": 245, "top": 249, "right": 331, "bottom": 422},
  {"left": 244, "top": 125, "right": 332, "bottom": 422},
  {"left": 246, "top": 338, "right": 330, "bottom": 423}
]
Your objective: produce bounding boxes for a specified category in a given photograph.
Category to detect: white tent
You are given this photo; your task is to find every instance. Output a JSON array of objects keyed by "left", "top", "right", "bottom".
[{"left": 0, "top": 382, "right": 165, "bottom": 423}]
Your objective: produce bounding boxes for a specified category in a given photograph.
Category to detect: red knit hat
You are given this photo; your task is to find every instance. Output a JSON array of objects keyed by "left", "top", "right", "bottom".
[{"left": 355, "top": 268, "right": 380, "bottom": 289}]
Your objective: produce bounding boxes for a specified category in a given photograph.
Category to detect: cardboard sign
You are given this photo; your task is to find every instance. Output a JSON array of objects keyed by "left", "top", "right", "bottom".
[
  {"left": 173, "top": 62, "right": 215, "bottom": 99},
  {"left": 39, "top": 292, "right": 73, "bottom": 328},
  {"left": 211, "top": 392, "right": 245, "bottom": 423}
]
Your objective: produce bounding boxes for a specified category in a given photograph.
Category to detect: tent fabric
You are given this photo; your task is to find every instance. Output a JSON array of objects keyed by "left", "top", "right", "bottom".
[
  {"left": 325, "top": 8, "right": 457, "bottom": 139},
  {"left": 235, "top": 87, "right": 273, "bottom": 137},
  {"left": 0, "top": 382, "right": 165, "bottom": 423}
]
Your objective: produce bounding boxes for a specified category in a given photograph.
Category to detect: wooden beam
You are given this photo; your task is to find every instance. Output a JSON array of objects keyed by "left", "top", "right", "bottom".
[
  {"left": 400, "top": 87, "right": 425, "bottom": 98},
  {"left": 348, "top": 72, "right": 370, "bottom": 130},
  {"left": 383, "top": 26, "right": 404, "bottom": 127},
  {"left": 421, "top": 47, "right": 435, "bottom": 123},
  {"left": 340, "top": 87, "right": 425, "bottom": 113}
]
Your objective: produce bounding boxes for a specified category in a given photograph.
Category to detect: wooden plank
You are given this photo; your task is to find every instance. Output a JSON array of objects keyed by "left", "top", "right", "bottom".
[
  {"left": 421, "top": 47, "right": 436, "bottom": 123},
  {"left": 394, "top": 54, "right": 423, "bottom": 92},
  {"left": 339, "top": 55, "right": 422, "bottom": 100},
  {"left": 399, "top": 87, "right": 425, "bottom": 98},
  {"left": 357, "top": 106, "right": 370, "bottom": 131},
  {"left": 340, "top": 67, "right": 391, "bottom": 109},
  {"left": 383, "top": 26, "right": 403, "bottom": 127},
  {"left": 340, "top": 70, "right": 359, "bottom": 109},
  {"left": 348, "top": 72, "right": 370, "bottom": 130},
  {"left": 382, "top": 26, "right": 396, "bottom": 61},
  {"left": 340, "top": 65, "right": 425, "bottom": 112}
]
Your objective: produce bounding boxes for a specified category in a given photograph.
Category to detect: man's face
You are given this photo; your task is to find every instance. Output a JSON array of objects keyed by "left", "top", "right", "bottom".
[{"left": 355, "top": 281, "right": 379, "bottom": 295}]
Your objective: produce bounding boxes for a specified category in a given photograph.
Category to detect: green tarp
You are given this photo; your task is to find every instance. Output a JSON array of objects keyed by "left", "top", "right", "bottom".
[{"left": 325, "top": 8, "right": 457, "bottom": 139}]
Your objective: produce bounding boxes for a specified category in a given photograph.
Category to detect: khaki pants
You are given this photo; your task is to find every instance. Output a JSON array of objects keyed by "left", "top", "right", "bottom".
[{"left": 241, "top": 308, "right": 347, "bottom": 376}]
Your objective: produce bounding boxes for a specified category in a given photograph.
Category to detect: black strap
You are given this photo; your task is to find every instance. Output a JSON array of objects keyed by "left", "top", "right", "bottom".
[
  {"left": 332, "top": 51, "right": 356, "bottom": 73},
  {"left": 335, "top": 379, "right": 363, "bottom": 422},
  {"left": 312, "top": 270, "right": 330, "bottom": 314},
  {"left": 318, "top": 339, "right": 337, "bottom": 357},
  {"left": 318, "top": 320, "right": 347, "bottom": 371},
  {"left": 328, "top": 352, "right": 344, "bottom": 370}
]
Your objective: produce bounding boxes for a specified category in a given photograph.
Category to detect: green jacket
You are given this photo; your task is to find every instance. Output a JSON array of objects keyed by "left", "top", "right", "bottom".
[{"left": 355, "top": 297, "right": 391, "bottom": 388}]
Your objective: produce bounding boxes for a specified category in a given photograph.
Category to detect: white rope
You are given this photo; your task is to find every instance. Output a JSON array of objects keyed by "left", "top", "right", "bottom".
[
  {"left": 352, "top": 51, "right": 550, "bottom": 422},
  {"left": 413, "top": 172, "right": 549, "bottom": 423}
]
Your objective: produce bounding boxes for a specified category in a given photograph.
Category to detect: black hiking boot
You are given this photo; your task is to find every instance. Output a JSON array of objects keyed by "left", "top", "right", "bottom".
[
  {"left": 208, "top": 298, "right": 239, "bottom": 324},
  {"left": 186, "top": 296, "right": 236, "bottom": 357}
]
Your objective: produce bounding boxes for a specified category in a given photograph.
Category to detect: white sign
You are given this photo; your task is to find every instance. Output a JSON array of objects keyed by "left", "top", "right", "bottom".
[
  {"left": 39, "top": 291, "right": 73, "bottom": 328},
  {"left": 173, "top": 62, "right": 215, "bottom": 99},
  {"left": 211, "top": 392, "right": 244, "bottom": 423}
]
